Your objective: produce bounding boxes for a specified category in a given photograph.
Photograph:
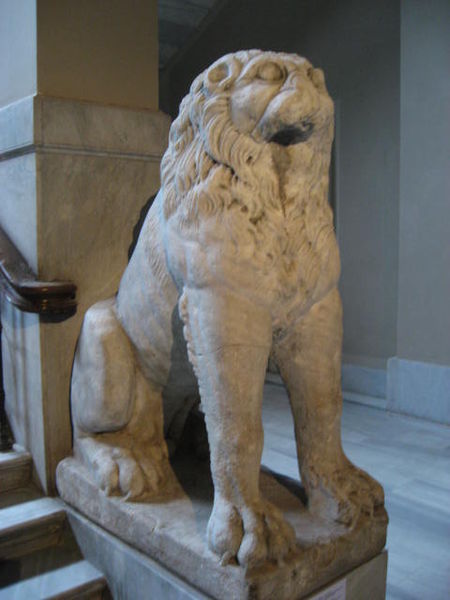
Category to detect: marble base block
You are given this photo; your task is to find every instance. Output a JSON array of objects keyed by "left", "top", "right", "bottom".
[{"left": 57, "top": 455, "right": 388, "bottom": 600}]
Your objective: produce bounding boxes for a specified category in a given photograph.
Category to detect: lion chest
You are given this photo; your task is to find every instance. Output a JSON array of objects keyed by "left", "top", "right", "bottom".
[
  {"left": 252, "top": 217, "right": 340, "bottom": 325},
  {"left": 239, "top": 204, "right": 337, "bottom": 278},
  {"left": 167, "top": 207, "right": 340, "bottom": 329}
]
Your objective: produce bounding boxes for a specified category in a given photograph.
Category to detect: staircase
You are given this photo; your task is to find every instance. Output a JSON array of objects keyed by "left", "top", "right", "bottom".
[{"left": 0, "top": 448, "right": 109, "bottom": 599}]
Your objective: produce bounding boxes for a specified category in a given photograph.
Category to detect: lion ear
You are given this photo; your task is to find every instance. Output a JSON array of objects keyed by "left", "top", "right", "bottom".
[
  {"left": 311, "top": 68, "right": 326, "bottom": 90},
  {"left": 205, "top": 57, "right": 242, "bottom": 93},
  {"left": 208, "top": 62, "right": 230, "bottom": 84}
]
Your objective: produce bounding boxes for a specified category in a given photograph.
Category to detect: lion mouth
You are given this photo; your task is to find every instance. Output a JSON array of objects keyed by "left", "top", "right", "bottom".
[{"left": 269, "top": 122, "right": 314, "bottom": 146}]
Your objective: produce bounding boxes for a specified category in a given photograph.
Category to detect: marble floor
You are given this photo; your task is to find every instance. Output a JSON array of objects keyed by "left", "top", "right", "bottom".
[{"left": 261, "top": 382, "right": 450, "bottom": 600}]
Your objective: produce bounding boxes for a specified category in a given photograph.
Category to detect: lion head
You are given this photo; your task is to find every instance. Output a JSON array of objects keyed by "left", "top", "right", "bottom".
[{"left": 161, "top": 50, "right": 334, "bottom": 230}]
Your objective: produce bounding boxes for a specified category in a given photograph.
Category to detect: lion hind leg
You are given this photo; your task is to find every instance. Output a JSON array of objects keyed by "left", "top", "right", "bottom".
[
  {"left": 71, "top": 298, "right": 136, "bottom": 435},
  {"left": 72, "top": 299, "right": 170, "bottom": 499}
]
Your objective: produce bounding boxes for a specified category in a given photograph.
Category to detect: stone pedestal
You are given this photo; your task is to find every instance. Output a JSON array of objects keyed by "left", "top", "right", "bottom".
[{"left": 57, "top": 454, "right": 388, "bottom": 600}]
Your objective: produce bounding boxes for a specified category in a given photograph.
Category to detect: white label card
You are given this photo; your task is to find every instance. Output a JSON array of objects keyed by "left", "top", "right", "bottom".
[{"left": 309, "top": 577, "right": 346, "bottom": 600}]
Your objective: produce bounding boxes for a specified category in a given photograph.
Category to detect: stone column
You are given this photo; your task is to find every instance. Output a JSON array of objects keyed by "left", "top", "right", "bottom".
[{"left": 0, "top": 0, "right": 170, "bottom": 493}]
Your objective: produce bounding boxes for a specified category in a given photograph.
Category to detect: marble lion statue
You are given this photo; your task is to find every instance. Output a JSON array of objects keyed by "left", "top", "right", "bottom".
[{"left": 70, "top": 50, "right": 385, "bottom": 568}]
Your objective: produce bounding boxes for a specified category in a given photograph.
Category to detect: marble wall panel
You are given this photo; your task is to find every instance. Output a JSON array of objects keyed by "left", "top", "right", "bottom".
[
  {"left": 341, "top": 364, "right": 386, "bottom": 399},
  {"left": 0, "top": 95, "right": 34, "bottom": 154},
  {"left": 1, "top": 297, "right": 46, "bottom": 486},
  {"left": 0, "top": 153, "right": 37, "bottom": 271},
  {"left": 387, "top": 358, "right": 450, "bottom": 425},
  {"left": 34, "top": 96, "right": 171, "bottom": 159}
]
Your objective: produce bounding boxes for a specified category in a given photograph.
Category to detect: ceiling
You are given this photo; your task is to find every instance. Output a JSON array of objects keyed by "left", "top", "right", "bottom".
[{"left": 158, "top": 0, "right": 221, "bottom": 69}]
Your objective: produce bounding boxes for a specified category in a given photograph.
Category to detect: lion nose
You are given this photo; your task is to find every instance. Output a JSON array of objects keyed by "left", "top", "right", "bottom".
[
  {"left": 257, "top": 86, "right": 317, "bottom": 145},
  {"left": 269, "top": 121, "right": 314, "bottom": 146}
]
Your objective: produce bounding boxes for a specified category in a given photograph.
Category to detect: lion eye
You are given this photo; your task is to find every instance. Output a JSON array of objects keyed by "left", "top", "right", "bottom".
[
  {"left": 208, "top": 62, "right": 229, "bottom": 83},
  {"left": 257, "top": 62, "right": 284, "bottom": 82}
]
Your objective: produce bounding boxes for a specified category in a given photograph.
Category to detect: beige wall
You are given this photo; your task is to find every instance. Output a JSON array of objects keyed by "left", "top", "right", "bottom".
[{"left": 37, "top": 0, "right": 158, "bottom": 110}]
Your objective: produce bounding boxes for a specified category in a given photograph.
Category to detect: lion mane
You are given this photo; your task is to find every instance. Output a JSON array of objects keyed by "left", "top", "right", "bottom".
[
  {"left": 161, "top": 51, "right": 282, "bottom": 227},
  {"left": 161, "top": 50, "right": 336, "bottom": 302}
]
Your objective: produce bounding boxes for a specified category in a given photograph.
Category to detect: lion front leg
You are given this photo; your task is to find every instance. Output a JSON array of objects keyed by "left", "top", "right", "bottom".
[
  {"left": 180, "top": 287, "right": 296, "bottom": 568},
  {"left": 274, "top": 288, "right": 385, "bottom": 526}
]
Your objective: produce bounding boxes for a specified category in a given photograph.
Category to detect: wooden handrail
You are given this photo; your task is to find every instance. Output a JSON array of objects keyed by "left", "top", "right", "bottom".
[{"left": 0, "top": 226, "right": 77, "bottom": 318}]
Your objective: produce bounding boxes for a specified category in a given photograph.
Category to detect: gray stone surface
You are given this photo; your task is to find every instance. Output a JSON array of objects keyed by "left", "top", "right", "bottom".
[{"left": 57, "top": 455, "right": 387, "bottom": 600}]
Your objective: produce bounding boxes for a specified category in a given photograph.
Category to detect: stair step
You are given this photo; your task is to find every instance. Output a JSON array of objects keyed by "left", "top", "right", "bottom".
[
  {"left": 0, "top": 498, "right": 66, "bottom": 560},
  {"left": 0, "top": 451, "right": 32, "bottom": 493},
  {"left": 0, "top": 484, "right": 42, "bottom": 511},
  {"left": 0, "top": 559, "right": 107, "bottom": 599},
  {"left": 0, "top": 527, "right": 83, "bottom": 587}
]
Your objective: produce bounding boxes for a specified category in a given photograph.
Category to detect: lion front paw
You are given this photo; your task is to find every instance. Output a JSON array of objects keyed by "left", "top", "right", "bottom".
[
  {"left": 307, "top": 460, "right": 385, "bottom": 527},
  {"left": 207, "top": 497, "right": 297, "bottom": 569}
]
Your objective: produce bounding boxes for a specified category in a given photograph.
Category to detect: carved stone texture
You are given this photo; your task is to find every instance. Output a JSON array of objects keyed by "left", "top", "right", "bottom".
[{"left": 58, "top": 50, "right": 387, "bottom": 582}]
